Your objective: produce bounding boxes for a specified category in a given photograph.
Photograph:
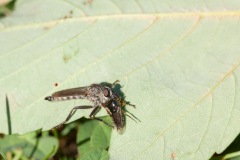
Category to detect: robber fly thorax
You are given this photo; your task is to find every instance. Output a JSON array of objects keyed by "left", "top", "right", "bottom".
[{"left": 45, "top": 80, "right": 136, "bottom": 134}]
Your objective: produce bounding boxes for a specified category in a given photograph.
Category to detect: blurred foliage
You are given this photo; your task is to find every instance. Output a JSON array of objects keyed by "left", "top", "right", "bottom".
[
  {"left": 0, "top": 0, "right": 16, "bottom": 18},
  {"left": 0, "top": 117, "right": 111, "bottom": 160},
  {"left": 0, "top": 130, "right": 58, "bottom": 159},
  {"left": 0, "top": 117, "right": 239, "bottom": 159},
  {"left": 210, "top": 134, "right": 240, "bottom": 160}
]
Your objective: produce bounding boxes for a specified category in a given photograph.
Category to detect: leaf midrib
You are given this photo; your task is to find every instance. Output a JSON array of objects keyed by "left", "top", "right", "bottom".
[{"left": 2, "top": 11, "right": 240, "bottom": 31}]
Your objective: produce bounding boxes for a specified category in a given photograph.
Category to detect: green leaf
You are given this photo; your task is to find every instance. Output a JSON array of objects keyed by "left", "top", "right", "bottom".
[
  {"left": 1, "top": 0, "right": 240, "bottom": 160},
  {"left": 80, "top": 147, "right": 109, "bottom": 160},
  {"left": 0, "top": 135, "right": 26, "bottom": 151},
  {"left": 77, "top": 117, "right": 111, "bottom": 157},
  {"left": 90, "top": 117, "right": 112, "bottom": 149},
  {"left": 223, "top": 151, "right": 240, "bottom": 160},
  {"left": 77, "top": 119, "right": 99, "bottom": 155},
  {"left": 0, "top": 149, "right": 7, "bottom": 160}
]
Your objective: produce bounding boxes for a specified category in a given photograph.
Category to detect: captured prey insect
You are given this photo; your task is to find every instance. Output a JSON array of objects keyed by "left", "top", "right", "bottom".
[{"left": 44, "top": 80, "right": 137, "bottom": 134}]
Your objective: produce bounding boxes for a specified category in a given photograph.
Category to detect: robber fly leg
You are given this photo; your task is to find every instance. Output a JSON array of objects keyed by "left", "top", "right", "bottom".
[
  {"left": 124, "top": 111, "right": 141, "bottom": 123},
  {"left": 121, "top": 99, "right": 136, "bottom": 108},
  {"left": 126, "top": 102, "right": 136, "bottom": 108},
  {"left": 53, "top": 105, "right": 94, "bottom": 129},
  {"left": 89, "top": 106, "right": 114, "bottom": 128},
  {"left": 111, "top": 80, "right": 120, "bottom": 88},
  {"left": 92, "top": 117, "right": 114, "bottom": 128}
]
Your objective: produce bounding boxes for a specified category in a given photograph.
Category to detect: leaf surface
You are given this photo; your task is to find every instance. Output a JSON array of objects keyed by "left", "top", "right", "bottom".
[{"left": 0, "top": 0, "right": 240, "bottom": 159}]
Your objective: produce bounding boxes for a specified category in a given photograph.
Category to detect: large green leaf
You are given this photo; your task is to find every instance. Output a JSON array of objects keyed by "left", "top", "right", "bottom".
[{"left": 1, "top": 0, "right": 240, "bottom": 159}]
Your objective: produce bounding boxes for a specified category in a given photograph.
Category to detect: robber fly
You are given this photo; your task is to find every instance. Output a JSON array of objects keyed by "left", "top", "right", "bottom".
[{"left": 45, "top": 80, "right": 136, "bottom": 134}]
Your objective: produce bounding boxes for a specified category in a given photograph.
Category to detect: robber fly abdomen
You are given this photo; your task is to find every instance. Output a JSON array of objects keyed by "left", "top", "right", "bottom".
[
  {"left": 105, "top": 99, "right": 125, "bottom": 133},
  {"left": 45, "top": 94, "right": 86, "bottom": 101},
  {"left": 44, "top": 81, "right": 136, "bottom": 134},
  {"left": 45, "top": 87, "right": 89, "bottom": 102}
]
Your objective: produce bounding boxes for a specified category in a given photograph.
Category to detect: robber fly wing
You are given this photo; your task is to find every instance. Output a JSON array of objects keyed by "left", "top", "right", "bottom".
[
  {"left": 112, "top": 107, "right": 126, "bottom": 134},
  {"left": 52, "top": 86, "right": 88, "bottom": 97}
]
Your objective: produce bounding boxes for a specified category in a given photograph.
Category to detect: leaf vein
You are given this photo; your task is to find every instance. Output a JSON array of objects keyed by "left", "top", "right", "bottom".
[
  {"left": 133, "top": 62, "right": 240, "bottom": 160},
  {"left": 0, "top": 20, "right": 97, "bottom": 82},
  {"left": 23, "top": 17, "right": 158, "bottom": 109}
]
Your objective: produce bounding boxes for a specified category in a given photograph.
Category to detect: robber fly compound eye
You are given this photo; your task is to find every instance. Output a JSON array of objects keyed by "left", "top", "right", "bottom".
[{"left": 103, "top": 87, "right": 111, "bottom": 97}]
